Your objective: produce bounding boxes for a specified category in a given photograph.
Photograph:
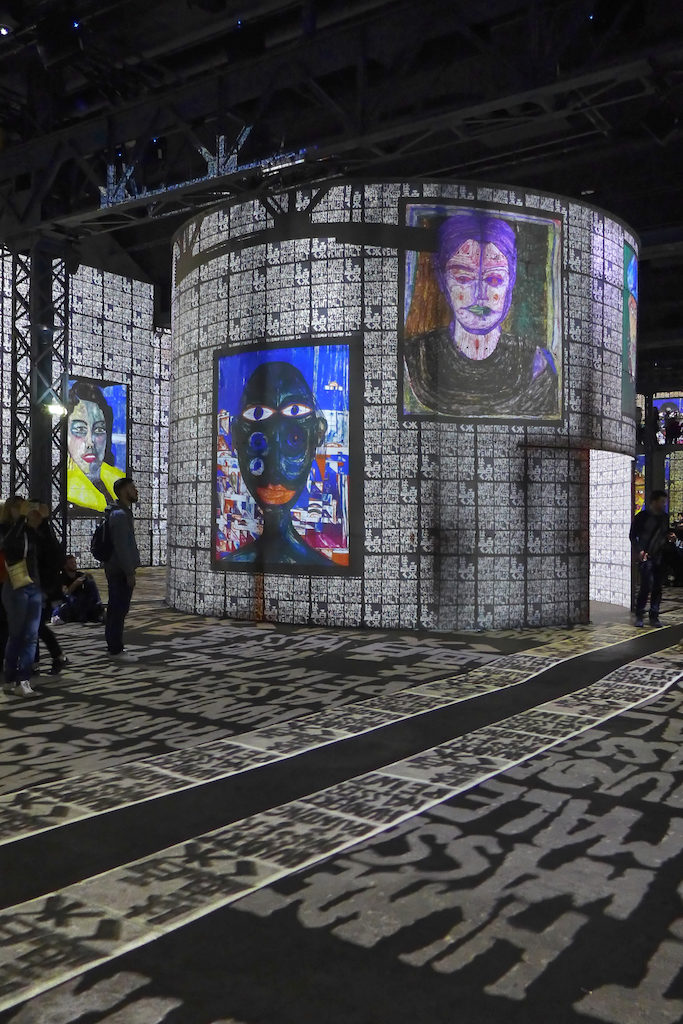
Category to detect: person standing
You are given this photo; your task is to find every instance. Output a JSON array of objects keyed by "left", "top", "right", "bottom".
[
  {"left": 31, "top": 503, "right": 70, "bottom": 676},
  {"left": 630, "top": 489, "right": 669, "bottom": 628},
  {"left": 104, "top": 477, "right": 140, "bottom": 656},
  {"left": 0, "top": 497, "right": 45, "bottom": 697}
]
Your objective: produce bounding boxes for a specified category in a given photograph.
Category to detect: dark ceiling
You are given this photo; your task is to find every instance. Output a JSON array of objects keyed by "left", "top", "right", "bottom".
[{"left": 0, "top": 0, "right": 680, "bottom": 389}]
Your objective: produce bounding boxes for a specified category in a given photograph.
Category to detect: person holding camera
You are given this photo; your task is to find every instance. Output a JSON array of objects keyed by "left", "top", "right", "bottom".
[{"left": 0, "top": 497, "right": 45, "bottom": 698}]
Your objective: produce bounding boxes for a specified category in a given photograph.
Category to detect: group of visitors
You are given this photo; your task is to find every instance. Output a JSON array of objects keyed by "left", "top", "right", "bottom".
[
  {"left": 0, "top": 476, "right": 140, "bottom": 698},
  {"left": 637, "top": 405, "right": 683, "bottom": 447}
]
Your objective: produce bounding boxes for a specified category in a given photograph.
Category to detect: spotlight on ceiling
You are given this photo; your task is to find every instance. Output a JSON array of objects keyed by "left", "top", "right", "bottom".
[{"left": 0, "top": 0, "right": 20, "bottom": 35}]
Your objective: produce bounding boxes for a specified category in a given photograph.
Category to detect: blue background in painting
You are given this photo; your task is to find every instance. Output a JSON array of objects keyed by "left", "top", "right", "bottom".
[
  {"left": 217, "top": 344, "right": 349, "bottom": 429},
  {"left": 68, "top": 378, "right": 128, "bottom": 470},
  {"left": 215, "top": 343, "right": 350, "bottom": 554},
  {"left": 656, "top": 397, "right": 683, "bottom": 414}
]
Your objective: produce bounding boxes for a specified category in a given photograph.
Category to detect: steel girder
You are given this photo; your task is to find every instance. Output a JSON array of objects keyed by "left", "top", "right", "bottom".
[
  {"left": 10, "top": 252, "right": 31, "bottom": 498},
  {"left": 9, "top": 247, "right": 68, "bottom": 539},
  {"left": 0, "top": 0, "right": 679, "bottom": 248}
]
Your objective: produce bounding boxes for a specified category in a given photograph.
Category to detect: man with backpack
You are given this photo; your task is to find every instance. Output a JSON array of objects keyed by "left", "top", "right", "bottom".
[{"left": 102, "top": 477, "right": 140, "bottom": 656}]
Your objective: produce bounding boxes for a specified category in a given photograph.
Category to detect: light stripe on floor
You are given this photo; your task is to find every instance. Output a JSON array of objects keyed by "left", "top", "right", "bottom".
[{"left": 1, "top": 628, "right": 679, "bottom": 848}]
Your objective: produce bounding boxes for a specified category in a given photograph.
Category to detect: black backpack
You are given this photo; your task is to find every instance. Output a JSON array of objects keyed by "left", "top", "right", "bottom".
[{"left": 90, "top": 509, "right": 113, "bottom": 562}]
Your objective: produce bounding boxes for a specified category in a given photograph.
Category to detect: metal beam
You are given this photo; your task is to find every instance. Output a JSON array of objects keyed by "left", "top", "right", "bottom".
[
  {"left": 10, "top": 253, "right": 31, "bottom": 498},
  {"left": 0, "top": 50, "right": 666, "bottom": 249}
]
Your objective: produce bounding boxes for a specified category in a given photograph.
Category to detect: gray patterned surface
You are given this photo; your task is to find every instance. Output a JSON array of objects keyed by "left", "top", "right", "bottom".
[
  {"left": 0, "top": 570, "right": 668, "bottom": 845},
  {"left": 1, "top": 577, "right": 682, "bottom": 1020},
  {"left": 170, "top": 182, "right": 637, "bottom": 630},
  {"left": 0, "top": 637, "right": 679, "bottom": 1014},
  {"left": 67, "top": 267, "right": 170, "bottom": 568},
  {"left": 589, "top": 450, "right": 632, "bottom": 608}
]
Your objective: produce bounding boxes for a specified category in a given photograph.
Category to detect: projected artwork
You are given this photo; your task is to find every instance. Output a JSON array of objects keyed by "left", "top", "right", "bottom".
[
  {"left": 634, "top": 454, "right": 645, "bottom": 513},
  {"left": 400, "top": 202, "right": 562, "bottom": 421},
  {"left": 622, "top": 243, "right": 638, "bottom": 417},
  {"left": 214, "top": 341, "right": 356, "bottom": 573},
  {"left": 66, "top": 377, "right": 128, "bottom": 514}
]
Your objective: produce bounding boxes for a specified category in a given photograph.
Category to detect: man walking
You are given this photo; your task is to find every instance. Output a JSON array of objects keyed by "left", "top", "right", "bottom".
[
  {"left": 105, "top": 477, "right": 140, "bottom": 656},
  {"left": 630, "top": 489, "right": 669, "bottom": 628}
]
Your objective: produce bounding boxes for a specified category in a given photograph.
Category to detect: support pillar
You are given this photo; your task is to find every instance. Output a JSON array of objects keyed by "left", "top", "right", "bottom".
[
  {"left": 29, "top": 243, "right": 55, "bottom": 505},
  {"left": 10, "top": 252, "right": 31, "bottom": 498},
  {"left": 644, "top": 393, "right": 666, "bottom": 496},
  {"left": 10, "top": 244, "right": 69, "bottom": 541}
]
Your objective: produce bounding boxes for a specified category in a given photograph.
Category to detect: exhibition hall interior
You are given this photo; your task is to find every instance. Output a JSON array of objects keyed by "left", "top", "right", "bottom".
[{"left": 0, "top": 1, "right": 683, "bottom": 1021}]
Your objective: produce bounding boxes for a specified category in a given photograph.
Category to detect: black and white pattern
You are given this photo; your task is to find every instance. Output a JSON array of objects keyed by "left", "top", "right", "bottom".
[
  {"left": 68, "top": 268, "right": 170, "bottom": 568},
  {"left": 3, "top": 571, "right": 674, "bottom": 848},
  {"left": 0, "top": 629, "right": 680, "bottom": 1014},
  {"left": 170, "top": 182, "right": 637, "bottom": 630}
]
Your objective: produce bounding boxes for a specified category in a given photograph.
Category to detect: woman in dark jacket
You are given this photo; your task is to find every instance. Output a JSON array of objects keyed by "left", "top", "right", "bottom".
[{"left": 0, "top": 496, "right": 44, "bottom": 698}]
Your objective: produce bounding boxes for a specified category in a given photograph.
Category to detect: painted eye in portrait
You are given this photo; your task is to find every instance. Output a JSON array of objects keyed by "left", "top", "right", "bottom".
[
  {"left": 215, "top": 344, "right": 355, "bottom": 573},
  {"left": 401, "top": 204, "right": 562, "bottom": 422},
  {"left": 66, "top": 379, "right": 128, "bottom": 514}
]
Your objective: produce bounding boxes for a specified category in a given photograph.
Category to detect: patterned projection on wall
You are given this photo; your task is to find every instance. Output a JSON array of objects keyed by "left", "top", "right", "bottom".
[
  {"left": 635, "top": 454, "right": 645, "bottom": 513},
  {"left": 171, "top": 182, "right": 637, "bottom": 630},
  {"left": 668, "top": 452, "right": 683, "bottom": 523},
  {"left": 215, "top": 340, "right": 358, "bottom": 573},
  {"left": 589, "top": 449, "right": 632, "bottom": 609},
  {"left": 67, "top": 266, "right": 170, "bottom": 566},
  {"left": 622, "top": 242, "right": 637, "bottom": 417},
  {"left": 0, "top": 254, "right": 169, "bottom": 564},
  {"left": 66, "top": 377, "right": 128, "bottom": 515},
  {"left": 401, "top": 201, "right": 562, "bottom": 422}
]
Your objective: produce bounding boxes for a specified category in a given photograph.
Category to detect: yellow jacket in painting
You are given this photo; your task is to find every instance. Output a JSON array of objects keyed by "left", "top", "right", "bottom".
[{"left": 67, "top": 460, "right": 126, "bottom": 512}]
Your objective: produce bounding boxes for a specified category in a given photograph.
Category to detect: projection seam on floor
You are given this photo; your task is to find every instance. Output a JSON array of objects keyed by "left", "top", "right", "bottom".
[
  {"left": 0, "top": 618, "right": 677, "bottom": 848},
  {"left": 0, "top": 647, "right": 680, "bottom": 1014}
]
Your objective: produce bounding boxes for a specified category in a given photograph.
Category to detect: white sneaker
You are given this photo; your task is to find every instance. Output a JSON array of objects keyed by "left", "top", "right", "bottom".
[
  {"left": 108, "top": 651, "right": 138, "bottom": 662},
  {"left": 16, "top": 680, "right": 39, "bottom": 698},
  {"left": 51, "top": 615, "right": 64, "bottom": 626}
]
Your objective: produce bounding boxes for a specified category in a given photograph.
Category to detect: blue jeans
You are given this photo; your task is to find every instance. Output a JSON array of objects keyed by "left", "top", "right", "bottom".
[
  {"left": 636, "top": 559, "right": 663, "bottom": 618},
  {"left": 2, "top": 582, "right": 43, "bottom": 684},
  {"left": 105, "top": 569, "right": 133, "bottom": 654}
]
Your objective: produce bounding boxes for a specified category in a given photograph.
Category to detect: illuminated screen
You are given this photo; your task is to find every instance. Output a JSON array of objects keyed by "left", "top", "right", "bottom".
[
  {"left": 622, "top": 242, "right": 637, "bottom": 417},
  {"left": 634, "top": 454, "right": 645, "bottom": 513},
  {"left": 214, "top": 340, "right": 359, "bottom": 574},
  {"left": 66, "top": 377, "right": 128, "bottom": 515},
  {"left": 652, "top": 396, "right": 683, "bottom": 446},
  {"left": 400, "top": 201, "right": 563, "bottom": 422}
]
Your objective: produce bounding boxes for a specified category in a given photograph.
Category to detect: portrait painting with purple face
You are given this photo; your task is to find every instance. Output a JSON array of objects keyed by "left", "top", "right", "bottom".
[{"left": 400, "top": 202, "right": 562, "bottom": 421}]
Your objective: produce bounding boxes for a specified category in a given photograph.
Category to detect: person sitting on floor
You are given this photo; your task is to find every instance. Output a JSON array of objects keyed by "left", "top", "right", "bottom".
[{"left": 52, "top": 554, "right": 105, "bottom": 625}]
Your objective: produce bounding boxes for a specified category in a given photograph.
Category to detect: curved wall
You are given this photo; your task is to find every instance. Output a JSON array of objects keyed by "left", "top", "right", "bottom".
[{"left": 169, "top": 181, "right": 637, "bottom": 629}]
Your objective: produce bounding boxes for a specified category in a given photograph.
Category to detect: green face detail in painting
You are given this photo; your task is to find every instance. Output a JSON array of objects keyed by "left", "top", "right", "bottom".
[{"left": 228, "top": 361, "right": 331, "bottom": 566}]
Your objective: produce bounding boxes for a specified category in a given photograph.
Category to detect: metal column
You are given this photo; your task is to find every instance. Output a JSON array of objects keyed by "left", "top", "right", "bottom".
[{"left": 9, "top": 245, "right": 69, "bottom": 542}]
